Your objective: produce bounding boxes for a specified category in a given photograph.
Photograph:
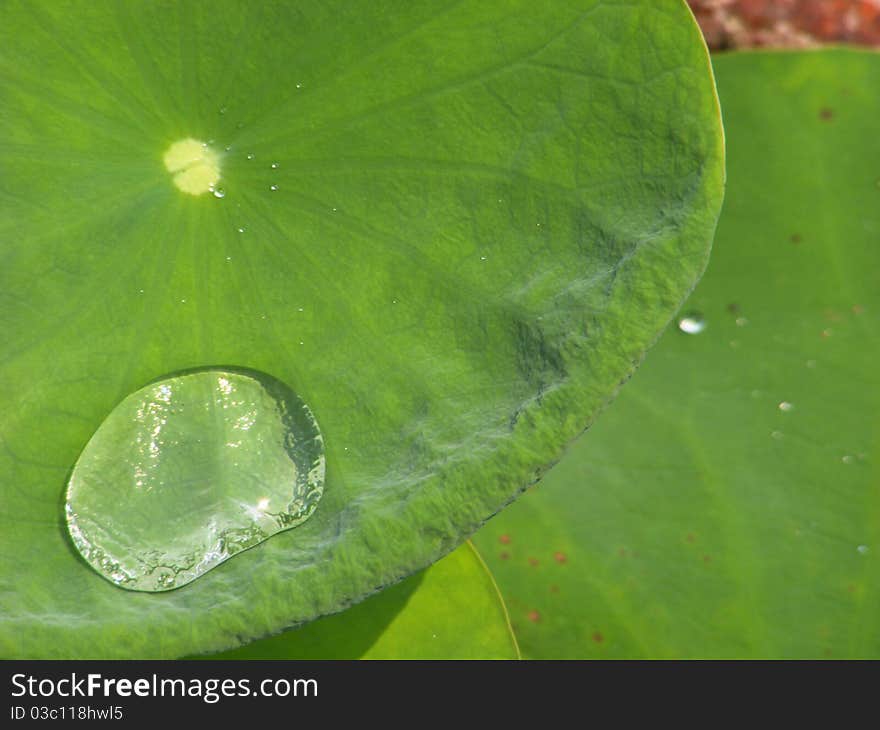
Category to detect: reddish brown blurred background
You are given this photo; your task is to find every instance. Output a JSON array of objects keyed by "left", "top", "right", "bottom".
[{"left": 687, "top": 0, "right": 880, "bottom": 49}]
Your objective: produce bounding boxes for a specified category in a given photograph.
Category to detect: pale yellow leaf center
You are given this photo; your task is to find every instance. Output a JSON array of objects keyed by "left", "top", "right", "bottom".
[{"left": 163, "top": 138, "right": 221, "bottom": 196}]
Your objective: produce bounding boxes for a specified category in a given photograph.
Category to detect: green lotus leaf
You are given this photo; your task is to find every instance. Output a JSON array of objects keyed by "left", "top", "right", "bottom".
[
  {"left": 475, "top": 49, "right": 879, "bottom": 659},
  {"left": 208, "top": 542, "right": 518, "bottom": 659},
  {"left": 0, "top": 0, "right": 723, "bottom": 657}
]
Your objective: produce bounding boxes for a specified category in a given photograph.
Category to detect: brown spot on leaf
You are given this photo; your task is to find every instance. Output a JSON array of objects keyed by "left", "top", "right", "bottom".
[
  {"left": 727, "top": 302, "right": 741, "bottom": 315},
  {"left": 703, "top": 554, "right": 712, "bottom": 563},
  {"left": 528, "top": 557, "right": 539, "bottom": 567},
  {"left": 686, "top": 533, "right": 696, "bottom": 543},
  {"left": 550, "top": 585, "right": 560, "bottom": 594},
  {"left": 819, "top": 107, "right": 834, "bottom": 121},
  {"left": 790, "top": 233, "right": 802, "bottom": 244},
  {"left": 592, "top": 631, "right": 604, "bottom": 643},
  {"left": 554, "top": 551, "right": 568, "bottom": 564},
  {"left": 499, "top": 534, "right": 511, "bottom": 544},
  {"left": 499, "top": 551, "right": 509, "bottom": 561},
  {"left": 527, "top": 610, "right": 541, "bottom": 623},
  {"left": 853, "top": 304, "right": 865, "bottom": 315}
]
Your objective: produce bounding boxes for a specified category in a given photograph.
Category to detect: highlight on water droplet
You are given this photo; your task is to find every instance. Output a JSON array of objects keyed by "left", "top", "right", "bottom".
[
  {"left": 677, "top": 312, "right": 706, "bottom": 335},
  {"left": 778, "top": 401, "right": 794, "bottom": 413},
  {"left": 857, "top": 544, "right": 869, "bottom": 555},
  {"left": 65, "top": 368, "right": 325, "bottom": 592}
]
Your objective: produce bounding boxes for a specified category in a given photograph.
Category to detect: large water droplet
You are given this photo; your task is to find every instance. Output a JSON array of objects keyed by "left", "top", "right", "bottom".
[
  {"left": 65, "top": 369, "right": 324, "bottom": 592},
  {"left": 677, "top": 312, "right": 706, "bottom": 335}
]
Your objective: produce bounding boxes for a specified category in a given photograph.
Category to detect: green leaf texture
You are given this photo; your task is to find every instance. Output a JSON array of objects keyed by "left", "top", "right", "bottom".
[
  {"left": 209, "top": 542, "right": 518, "bottom": 659},
  {"left": 475, "top": 49, "right": 880, "bottom": 658},
  {"left": 0, "top": 0, "right": 723, "bottom": 657}
]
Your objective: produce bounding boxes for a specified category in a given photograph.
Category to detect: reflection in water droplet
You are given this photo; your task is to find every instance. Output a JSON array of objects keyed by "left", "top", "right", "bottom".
[
  {"left": 237, "top": 227, "right": 245, "bottom": 233},
  {"left": 211, "top": 187, "right": 226, "bottom": 199},
  {"left": 270, "top": 184, "right": 278, "bottom": 191},
  {"left": 246, "top": 153, "right": 255, "bottom": 160},
  {"left": 857, "top": 545, "right": 869, "bottom": 555},
  {"left": 677, "top": 313, "right": 706, "bottom": 335},
  {"left": 65, "top": 369, "right": 325, "bottom": 592},
  {"left": 842, "top": 455, "right": 854, "bottom": 465},
  {"left": 735, "top": 317, "right": 749, "bottom": 327},
  {"left": 778, "top": 401, "right": 794, "bottom": 412},
  {"left": 271, "top": 162, "right": 279, "bottom": 169},
  {"left": 771, "top": 431, "right": 784, "bottom": 440}
]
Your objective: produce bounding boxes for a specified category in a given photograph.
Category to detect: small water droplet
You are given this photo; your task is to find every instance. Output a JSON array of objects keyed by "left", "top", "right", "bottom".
[
  {"left": 677, "top": 313, "right": 706, "bottom": 335},
  {"left": 218, "top": 106, "right": 227, "bottom": 115},
  {"left": 212, "top": 187, "right": 226, "bottom": 199},
  {"left": 735, "top": 317, "right": 749, "bottom": 327},
  {"left": 226, "top": 256, "right": 232, "bottom": 262},
  {"left": 296, "top": 83, "right": 302, "bottom": 89},
  {"left": 246, "top": 153, "right": 255, "bottom": 160},
  {"left": 857, "top": 545, "right": 869, "bottom": 555},
  {"left": 237, "top": 227, "right": 245, "bottom": 233},
  {"left": 771, "top": 431, "right": 784, "bottom": 440},
  {"left": 480, "top": 255, "right": 487, "bottom": 261},
  {"left": 65, "top": 369, "right": 325, "bottom": 592},
  {"left": 842, "top": 454, "right": 854, "bottom": 465},
  {"left": 270, "top": 162, "right": 279, "bottom": 169},
  {"left": 778, "top": 401, "right": 794, "bottom": 413},
  {"left": 270, "top": 184, "right": 278, "bottom": 191}
]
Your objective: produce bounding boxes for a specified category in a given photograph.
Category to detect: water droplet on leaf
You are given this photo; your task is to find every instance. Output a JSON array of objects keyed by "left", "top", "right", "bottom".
[
  {"left": 65, "top": 369, "right": 325, "bottom": 592},
  {"left": 677, "top": 313, "right": 706, "bottom": 335},
  {"left": 857, "top": 545, "right": 869, "bottom": 555},
  {"left": 778, "top": 401, "right": 794, "bottom": 412}
]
